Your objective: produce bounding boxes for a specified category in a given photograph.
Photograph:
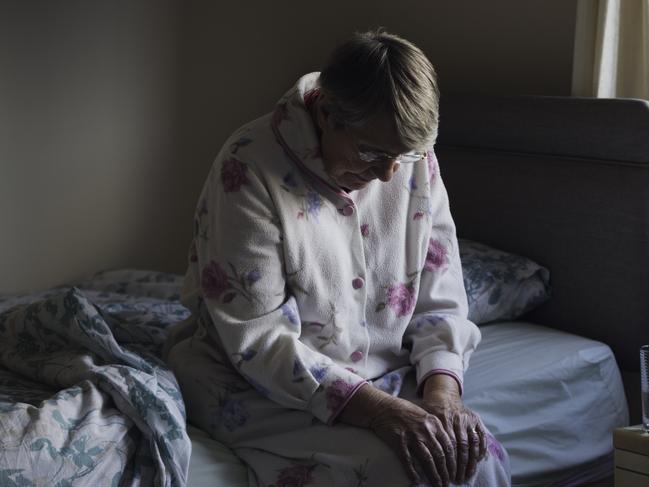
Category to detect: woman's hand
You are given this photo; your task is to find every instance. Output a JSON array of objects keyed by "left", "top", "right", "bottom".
[
  {"left": 419, "top": 390, "right": 487, "bottom": 485},
  {"left": 368, "top": 394, "right": 457, "bottom": 487}
]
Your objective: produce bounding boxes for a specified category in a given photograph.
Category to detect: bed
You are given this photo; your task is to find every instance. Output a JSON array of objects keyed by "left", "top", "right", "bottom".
[{"left": 1, "top": 94, "right": 647, "bottom": 486}]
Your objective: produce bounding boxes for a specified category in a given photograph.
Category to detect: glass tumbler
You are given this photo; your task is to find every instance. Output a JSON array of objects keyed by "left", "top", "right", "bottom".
[{"left": 642, "top": 345, "right": 649, "bottom": 432}]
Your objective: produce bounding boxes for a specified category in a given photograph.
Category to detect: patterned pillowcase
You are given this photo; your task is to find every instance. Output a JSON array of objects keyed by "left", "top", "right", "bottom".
[{"left": 459, "top": 239, "right": 551, "bottom": 325}]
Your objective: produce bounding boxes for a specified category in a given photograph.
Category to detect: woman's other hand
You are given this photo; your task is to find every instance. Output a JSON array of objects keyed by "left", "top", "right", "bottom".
[
  {"left": 338, "top": 384, "right": 456, "bottom": 487},
  {"left": 338, "top": 384, "right": 456, "bottom": 486},
  {"left": 368, "top": 394, "right": 457, "bottom": 487},
  {"left": 420, "top": 375, "right": 487, "bottom": 485}
]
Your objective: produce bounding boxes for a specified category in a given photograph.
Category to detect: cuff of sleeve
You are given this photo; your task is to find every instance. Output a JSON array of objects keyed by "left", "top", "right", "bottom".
[
  {"left": 415, "top": 350, "right": 464, "bottom": 396},
  {"left": 307, "top": 366, "right": 367, "bottom": 425}
]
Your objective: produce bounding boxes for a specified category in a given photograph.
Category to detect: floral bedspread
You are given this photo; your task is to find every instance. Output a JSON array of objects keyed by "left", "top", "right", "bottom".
[{"left": 0, "top": 270, "right": 191, "bottom": 487}]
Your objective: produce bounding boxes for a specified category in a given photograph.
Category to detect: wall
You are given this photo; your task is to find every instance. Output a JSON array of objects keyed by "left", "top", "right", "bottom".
[
  {"left": 0, "top": 0, "right": 578, "bottom": 294},
  {"left": 0, "top": 1, "right": 182, "bottom": 293}
]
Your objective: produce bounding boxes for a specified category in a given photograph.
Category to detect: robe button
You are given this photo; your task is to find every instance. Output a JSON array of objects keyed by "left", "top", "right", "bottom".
[
  {"left": 352, "top": 277, "right": 365, "bottom": 289},
  {"left": 342, "top": 205, "right": 354, "bottom": 216},
  {"left": 350, "top": 350, "right": 364, "bottom": 362}
]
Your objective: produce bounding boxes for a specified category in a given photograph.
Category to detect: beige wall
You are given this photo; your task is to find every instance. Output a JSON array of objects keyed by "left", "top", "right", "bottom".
[
  {"left": 1, "top": 1, "right": 182, "bottom": 294},
  {"left": 1, "top": 0, "right": 577, "bottom": 294}
]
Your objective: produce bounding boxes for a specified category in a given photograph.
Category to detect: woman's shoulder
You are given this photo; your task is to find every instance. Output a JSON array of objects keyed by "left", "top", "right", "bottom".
[
  {"left": 223, "top": 113, "right": 272, "bottom": 154},
  {"left": 204, "top": 112, "right": 292, "bottom": 199},
  {"left": 219, "top": 113, "right": 287, "bottom": 173}
]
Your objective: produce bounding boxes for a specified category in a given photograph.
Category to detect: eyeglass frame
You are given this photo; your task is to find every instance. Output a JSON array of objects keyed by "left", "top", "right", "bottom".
[
  {"left": 348, "top": 132, "right": 427, "bottom": 165},
  {"left": 338, "top": 122, "right": 427, "bottom": 165},
  {"left": 357, "top": 147, "right": 427, "bottom": 165}
]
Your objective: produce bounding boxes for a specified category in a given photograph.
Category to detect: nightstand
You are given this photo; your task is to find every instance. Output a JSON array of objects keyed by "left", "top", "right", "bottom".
[{"left": 614, "top": 425, "right": 649, "bottom": 486}]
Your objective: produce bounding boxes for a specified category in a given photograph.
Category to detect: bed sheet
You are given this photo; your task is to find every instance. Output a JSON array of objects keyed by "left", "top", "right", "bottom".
[
  {"left": 462, "top": 322, "right": 628, "bottom": 486},
  {"left": 186, "top": 425, "right": 247, "bottom": 486},
  {"left": 0, "top": 271, "right": 191, "bottom": 487}
]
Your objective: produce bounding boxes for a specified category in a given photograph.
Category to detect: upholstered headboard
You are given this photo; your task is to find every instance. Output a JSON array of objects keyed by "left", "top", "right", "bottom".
[{"left": 436, "top": 95, "right": 649, "bottom": 373}]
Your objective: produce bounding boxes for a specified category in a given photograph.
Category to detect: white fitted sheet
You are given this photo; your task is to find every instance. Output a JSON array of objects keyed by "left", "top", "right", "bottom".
[
  {"left": 462, "top": 322, "right": 628, "bottom": 486},
  {"left": 186, "top": 322, "right": 629, "bottom": 487},
  {"left": 187, "top": 425, "right": 247, "bottom": 486}
]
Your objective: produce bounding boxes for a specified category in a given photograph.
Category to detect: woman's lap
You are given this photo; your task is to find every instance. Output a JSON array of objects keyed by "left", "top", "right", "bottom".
[{"left": 168, "top": 336, "right": 511, "bottom": 486}]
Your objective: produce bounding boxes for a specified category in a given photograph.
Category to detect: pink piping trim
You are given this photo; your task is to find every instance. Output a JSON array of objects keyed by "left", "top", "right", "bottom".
[
  {"left": 418, "top": 369, "right": 463, "bottom": 396},
  {"left": 327, "top": 380, "right": 369, "bottom": 426}
]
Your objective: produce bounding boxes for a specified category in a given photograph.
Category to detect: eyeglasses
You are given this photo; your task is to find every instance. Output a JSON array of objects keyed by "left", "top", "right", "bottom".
[{"left": 357, "top": 148, "right": 426, "bottom": 165}]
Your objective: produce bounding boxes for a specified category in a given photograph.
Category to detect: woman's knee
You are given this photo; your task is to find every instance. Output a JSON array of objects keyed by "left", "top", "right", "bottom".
[{"left": 469, "top": 433, "right": 511, "bottom": 486}]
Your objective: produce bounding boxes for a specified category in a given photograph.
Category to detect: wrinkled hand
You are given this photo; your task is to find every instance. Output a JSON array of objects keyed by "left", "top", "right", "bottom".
[
  {"left": 368, "top": 395, "right": 456, "bottom": 487},
  {"left": 419, "top": 392, "right": 487, "bottom": 485}
]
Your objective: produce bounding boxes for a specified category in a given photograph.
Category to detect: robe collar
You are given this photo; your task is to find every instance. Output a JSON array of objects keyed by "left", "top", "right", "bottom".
[{"left": 271, "top": 72, "right": 353, "bottom": 203}]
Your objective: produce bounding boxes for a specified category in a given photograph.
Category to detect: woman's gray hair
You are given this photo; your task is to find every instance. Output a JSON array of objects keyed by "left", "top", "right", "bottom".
[{"left": 318, "top": 29, "right": 439, "bottom": 150}]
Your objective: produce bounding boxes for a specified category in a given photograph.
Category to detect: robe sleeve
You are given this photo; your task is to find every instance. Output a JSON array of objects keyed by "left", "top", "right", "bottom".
[
  {"left": 193, "top": 151, "right": 366, "bottom": 425},
  {"left": 402, "top": 150, "right": 481, "bottom": 396}
]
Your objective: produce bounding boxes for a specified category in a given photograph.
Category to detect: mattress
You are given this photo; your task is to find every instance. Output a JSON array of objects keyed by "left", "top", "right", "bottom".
[
  {"left": 462, "top": 322, "right": 628, "bottom": 486},
  {"left": 186, "top": 322, "right": 629, "bottom": 487}
]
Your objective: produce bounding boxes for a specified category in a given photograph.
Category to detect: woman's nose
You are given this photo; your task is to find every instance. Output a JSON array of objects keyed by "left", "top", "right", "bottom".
[{"left": 375, "top": 160, "right": 400, "bottom": 182}]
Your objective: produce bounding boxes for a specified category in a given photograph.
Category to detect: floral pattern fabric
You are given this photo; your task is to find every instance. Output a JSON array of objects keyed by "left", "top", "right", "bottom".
[
  {"left": 170, "top": 73, "right": 482, "bottom": 426},
  {"left": 168, "top": 335, "right": 511, "bottom": 486},
  {"left": 0, "top": 270, "right": 191, "bottom": 487},
  {"left": 459, "top": 239, "right": 551, "bottom": 325},
  {"left": 170, "top": 74, "right": 483, "bottom": 433}
]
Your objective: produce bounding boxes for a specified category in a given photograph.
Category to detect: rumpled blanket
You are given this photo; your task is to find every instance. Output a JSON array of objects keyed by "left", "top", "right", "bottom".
[{"left": 0, "top": 271, "right": 191, "bottom": 487}]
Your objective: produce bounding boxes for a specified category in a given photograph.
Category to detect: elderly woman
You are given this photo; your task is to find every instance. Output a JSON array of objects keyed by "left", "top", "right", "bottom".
[{"left": 166, "top": 31, "right": 511, "bottom": 487}]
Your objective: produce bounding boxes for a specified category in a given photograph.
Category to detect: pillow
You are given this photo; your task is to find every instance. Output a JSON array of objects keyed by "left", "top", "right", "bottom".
[{"left": 459, "top": 239, "right": 551, "bottom": 325}]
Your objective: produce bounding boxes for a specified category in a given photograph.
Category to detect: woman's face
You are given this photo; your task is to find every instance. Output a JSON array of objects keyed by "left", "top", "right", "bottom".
[{"left": 314, "top": 97, "right": 411, "bottom": 192}]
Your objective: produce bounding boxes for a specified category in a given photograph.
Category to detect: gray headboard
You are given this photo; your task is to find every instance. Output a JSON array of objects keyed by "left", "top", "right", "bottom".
[{"left": 436, "top": 95, "right": 649, "bottom": 372}]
